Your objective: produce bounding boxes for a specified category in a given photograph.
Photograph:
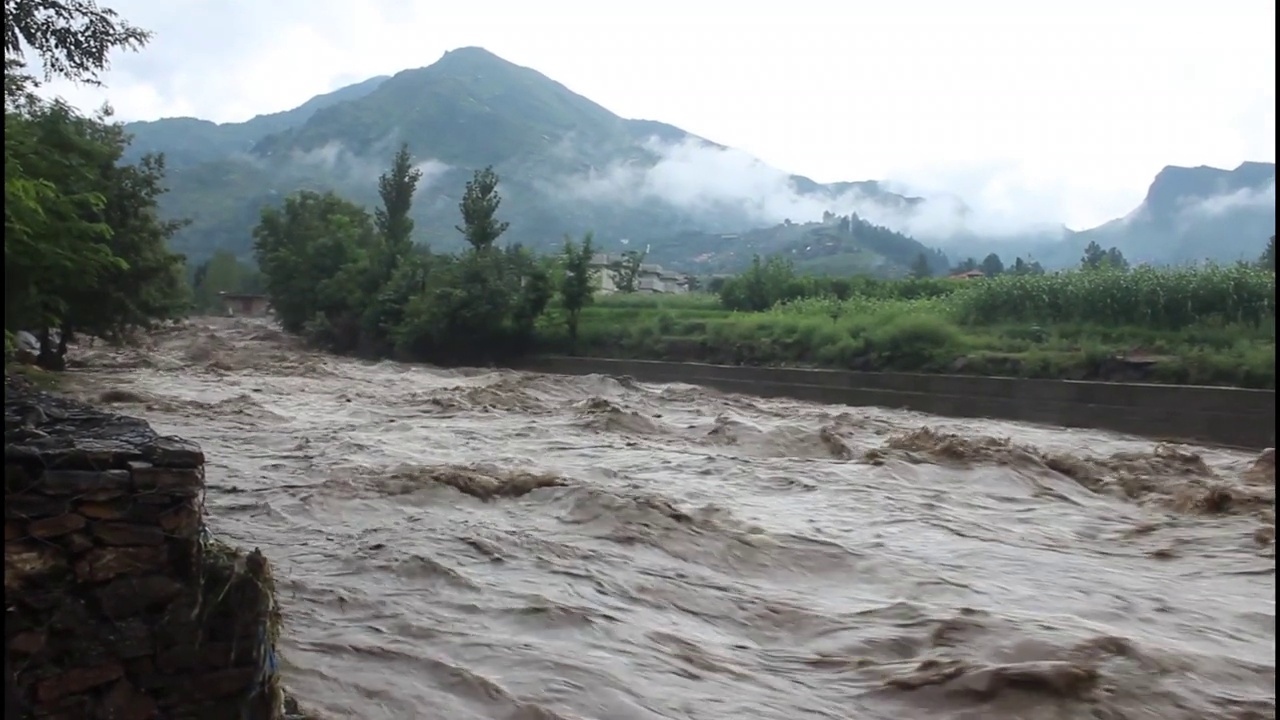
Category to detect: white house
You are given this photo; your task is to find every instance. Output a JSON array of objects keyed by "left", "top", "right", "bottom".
[{"left": 588, "top": 253, "right": 691, "bottom": 295}]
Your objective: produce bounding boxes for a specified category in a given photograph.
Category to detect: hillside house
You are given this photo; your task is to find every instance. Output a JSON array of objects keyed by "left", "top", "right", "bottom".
[
  {"left": 948, "top": 270, "right": 987, "bottom": 280},
  {"left": 589, "top": 254, "right": 691, "bottom": 295}
]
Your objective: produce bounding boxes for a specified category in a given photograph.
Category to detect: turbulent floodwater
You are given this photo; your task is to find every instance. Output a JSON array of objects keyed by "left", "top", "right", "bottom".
[{"left": 64, "top": 317, "right": 1274, "bottom": 720}]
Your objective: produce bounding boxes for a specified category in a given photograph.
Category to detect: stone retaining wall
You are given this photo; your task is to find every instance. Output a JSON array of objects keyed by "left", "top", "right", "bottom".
[
  {"left": 516, "top": 356, "right": 1276, "bottom": 450},
  {"left": 4, "top": 378, "right": 283, "bottom": 719}
]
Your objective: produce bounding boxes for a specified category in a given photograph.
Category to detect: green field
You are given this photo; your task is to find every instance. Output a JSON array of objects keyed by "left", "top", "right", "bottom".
[{"left": 534, "top": 264, "right": 1277, "bottom": 388}]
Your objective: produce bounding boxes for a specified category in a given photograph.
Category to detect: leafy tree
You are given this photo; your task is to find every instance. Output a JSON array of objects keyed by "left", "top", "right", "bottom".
[
  {"left": 4, "top": 1, "right": 186, "bottom": 369},
  {"left": 58, "top": 121, "right": 189, "bottom": 343},
  {"left": 5, "top": 97, "right": 186, "bottom": 367},
  {"left": 5, "top": 98, "right": 119, "bottom": 334},
  {"left": 1081, "top": 242, "right": 1128, "bottom": 272},
  {"left": 1011, "top": 257, "right": 1046, "bottom": 276},
  {"left": 456, "top": 165, "right": 508, "bottom": 252},
  {"left": 560, "top": 232, "right": 596, "bottom": 349},
  {"left": 252, "top": 190, "right": 378, "bottom": 337},
  {"left": 392, "top": 169, "right": 549, "bottom": 362},
  {"left": 952, "top": 257, "right": 979, "bottom": 274},
  {"left": 979, "top": 253, "right": 1005, "bottom": 277},
  {"left": 1260, "top": 235, "right": 1275, "bottom": 271},
  {"left": 717, "top": 255, "right": 804, "bottom": 311},
  {"left": 1103, "top": 247, "right": 1129, "bottom": 272},
  {"left": 355, "top": 145, "right": 427, "bottom": 352},
  {"left": 374, "top": 142, "right": 421, "bottom": 273},
  {"left": 4, "top": 0, "right": 151, "bottom": 86},
  {"left": 608, "top": 249, "right": 644, "bottom": 293},
  {"left": 1081, "top": 241, "right": 1106, "bottom": 270},
  {"left": 504, "top": 243, "right": 553, "bottom": 339},
  {"left": 909, "top": 252, "right": 933, "bottom": 279}
]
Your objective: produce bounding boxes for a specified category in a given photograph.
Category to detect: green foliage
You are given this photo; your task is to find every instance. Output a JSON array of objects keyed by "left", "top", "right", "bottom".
[
  {"left": 717, "top": 255, "right": 805, "bottom": 312},
  {"left": 608, "top": 249, "right": 644, "bottom": 293},
  {"left": 540, "top": 261, "right": 1274, "bottom": 389},
  {"left": 252, "top": 190, "right": 379, "bottom": 339},
  {"left": 909, "top": 252, "right": 932, "bottom": 278},
  {"left": 456, "top": 166, "right": 509, "bottom": 252},
  {"left": 1010, "top": 256, "right": 1046, "bottom": 276},
  {"left": 1080, "top": 241, "right": 1129, "bottom": 272},
  {"left": 559, "top": 232, "right": 596, "bottom": 347},
  {"left": 60, "top": 133, "right": 190, "bottom": 340},
  {"left": 5, "top": 98, "right": 120, "bottom": 332},
  {"left": 4, "top": 0, "right": 151, "bottom": 86},
  {"left": 1261, "top": 235, "right": 1275, "bottom": 271},
  {"left": 375, "top": 143, "right": 421, "bottom": 268},
  {"left": 190, "top": 250, "right": 263, "bottom": 313},
  {"left": 951, "top": 263, "right": 1274, "bottom": 330},
  {"left": 253, "top": 152, "right": 556, "bottom": 364},
  {"left": 979, "top": 253, "right": 1004, "bottom": 277},
  {"left": 717, "top": 255, "right": 961, "bottom": 312},
  {"left": 391, "top": 242, "right": 551, "bottom": 362},
  {"left": 4, "top": 1, "right": 185, "bottom": 367}
]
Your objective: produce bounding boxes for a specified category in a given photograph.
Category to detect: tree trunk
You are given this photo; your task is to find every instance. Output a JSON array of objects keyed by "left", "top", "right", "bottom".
[{"left": 35, "top": 327, "right": 64, "bottom": 371}]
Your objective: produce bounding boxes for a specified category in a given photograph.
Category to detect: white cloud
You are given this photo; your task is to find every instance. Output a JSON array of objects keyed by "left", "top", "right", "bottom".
[
  {"left": 1179, "top": 180, "right": 1276, "bottom": 218},
  {"left": 243, "top": 139, "right": 452, "bottom": 193},
  {"left": 556, "top": 138, "right": 1074, "bottom": 241},
  {"left": 22, "top": 0, "right": 1276, "bottom": 233}
]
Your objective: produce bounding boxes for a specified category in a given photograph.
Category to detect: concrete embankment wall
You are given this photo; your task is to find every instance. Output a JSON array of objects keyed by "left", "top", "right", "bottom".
[
  {"left": 516, "top": 357, "right": 1276, "bottom": 450},
  {"left": 4, "top": 382, "right": 285, "bottom": 719}
]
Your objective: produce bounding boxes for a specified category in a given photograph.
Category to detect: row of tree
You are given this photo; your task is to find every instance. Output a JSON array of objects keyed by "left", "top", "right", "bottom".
[
  {"left": 250, "top": 146, "right": 605, "bottom": 362},
  {"left": 5, "top": 0, "right": 189, "bottom": 368},
  {"left": 923, "top": 236, "right": 1275, "bottom": 281}
]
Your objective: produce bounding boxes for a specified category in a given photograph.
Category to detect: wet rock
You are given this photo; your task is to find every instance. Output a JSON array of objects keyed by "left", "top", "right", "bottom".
[
  {"left": 27, "top": 512, "right": 87, "bottom": 538},
  {"left": 130, "top": 464, "right": 204, "bottom": 496},
  {"left": 140, "top": 437, "right": 205, "bottom": 469},
  {"left": 96, "top": 575, "right": 185, "bottom": 619},
  {"left": 36, "top": 662, "right": 124, "bottom": 702},
  {"left": 38, "top": 469, "right": 132, "bottom": 495},
  {"left": 74, "top": 546, "right": 170, "bottom": 583},
  {"left": 98, "top": 679, "right": 160, "bottom": 720},
  {"left": 91, "top": 522, "right": 167, "bottom": 546},
  {"left": 5, "top": 541, "right": 69, "bottom": 589},
  {"left": 5, "top": 493, "right": 71, "bottom": 519}
]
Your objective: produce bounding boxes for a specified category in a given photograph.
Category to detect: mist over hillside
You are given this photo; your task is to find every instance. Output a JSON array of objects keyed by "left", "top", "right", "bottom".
[{"left": 125, "top": 46, "right": 1275, "bottom": 274}]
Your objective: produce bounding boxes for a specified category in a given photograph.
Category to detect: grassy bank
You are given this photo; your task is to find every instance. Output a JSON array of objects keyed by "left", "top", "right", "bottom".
[
  {"left": 4, "top": 363, "right": 63, "bottom": 392},
  {"left": 535, "top": 265, "right": 1276, "bottom": 389}
]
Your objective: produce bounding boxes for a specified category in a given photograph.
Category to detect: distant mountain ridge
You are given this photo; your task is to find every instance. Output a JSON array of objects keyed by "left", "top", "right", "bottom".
[
  {"left": 124, "top": 47, "right": 1274, "bottom": 273},
  {"left": 1005, "top": 161, "right": 1275, "bottom": 268},
  {"left": 124, "top": 75, "right": 390, "bottom": 167}
]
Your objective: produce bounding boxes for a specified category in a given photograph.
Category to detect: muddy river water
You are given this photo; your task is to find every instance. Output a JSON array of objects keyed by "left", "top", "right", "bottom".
[{"left": 66, "top": 317, "right": 1274, "bottom": 720}]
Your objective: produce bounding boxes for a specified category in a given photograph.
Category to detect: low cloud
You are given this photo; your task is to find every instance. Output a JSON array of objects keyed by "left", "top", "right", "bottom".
[
  {"left": 555, "top": 137, "right": 1073, "bottom": 243},
  {"left": 557, "top": 137, "right": 844, "bottom": 224},
  {"left": 251, "top": 139, "right": 452, "bottom": 192},
  {"left": 1178, "top": 179, "right": 1276, "bottom": 219}
]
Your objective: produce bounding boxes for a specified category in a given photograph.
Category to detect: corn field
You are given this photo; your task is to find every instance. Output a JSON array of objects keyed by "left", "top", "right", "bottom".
[{"left": 771, "top": 265, "right": 1275, "bottom": 332}]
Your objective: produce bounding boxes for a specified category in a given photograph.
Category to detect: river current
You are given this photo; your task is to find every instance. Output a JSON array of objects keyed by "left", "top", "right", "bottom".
[{"left": 66, "top": 317, "right": 1275, "bottom": 720}]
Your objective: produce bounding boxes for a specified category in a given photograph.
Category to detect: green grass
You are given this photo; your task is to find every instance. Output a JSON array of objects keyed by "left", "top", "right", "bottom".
[
  {"left": 534, "top": 266, "right": 1276, "bottom": 389},
  {"left": 4, "top": 362, "right": 63, "bottom": 391}
]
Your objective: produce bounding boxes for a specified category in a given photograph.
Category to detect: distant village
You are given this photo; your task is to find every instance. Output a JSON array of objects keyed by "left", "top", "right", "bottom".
[{"left": 588, "top": 253, "right": 693, "bottom": 295}]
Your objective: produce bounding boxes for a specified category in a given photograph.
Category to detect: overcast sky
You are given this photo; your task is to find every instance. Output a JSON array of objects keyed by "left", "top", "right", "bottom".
[{"left": 36, "top": 0, "right": 1277, "bottom": 230}]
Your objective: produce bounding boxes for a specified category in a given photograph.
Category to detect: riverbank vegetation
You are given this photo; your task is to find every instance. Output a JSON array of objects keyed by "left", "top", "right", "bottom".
[
  {"left": 537, "top": 262, "right": 1274, "bottom": 388},
  {"left": 4, "top": 1, "right": 188, "bottom": 371},
  {"left": 243, "top": 141, "right": 1274, "bottom": 388}
]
